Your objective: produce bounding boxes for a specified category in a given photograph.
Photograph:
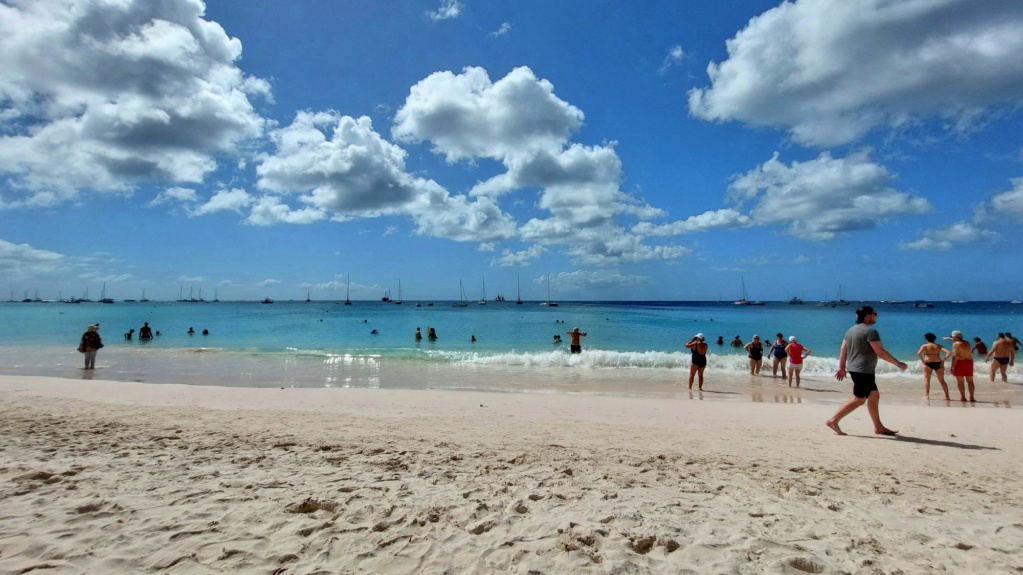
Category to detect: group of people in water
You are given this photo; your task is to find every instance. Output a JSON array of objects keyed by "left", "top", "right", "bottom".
[
  {"left": 78, "top": 321, "right": 214, "bottom": 369},
  {"left": 916, "top": 331, "right": 1018, "bottom": 402}
]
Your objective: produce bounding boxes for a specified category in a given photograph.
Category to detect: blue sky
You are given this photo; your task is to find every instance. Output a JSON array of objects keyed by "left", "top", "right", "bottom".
[{"left": 2, "top": 0, "right": 1022, "bottom": 302}]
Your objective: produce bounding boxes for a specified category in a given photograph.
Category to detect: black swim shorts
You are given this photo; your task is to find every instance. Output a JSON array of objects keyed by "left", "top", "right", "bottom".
[{"left": 850, "top": 372, "right": 878, "bottom": 398}]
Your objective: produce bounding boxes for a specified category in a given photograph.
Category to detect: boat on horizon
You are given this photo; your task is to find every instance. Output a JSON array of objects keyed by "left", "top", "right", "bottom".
[
  {"left": 344, "top": 273, "right": 352, "bottom": 305},
  {"left": 732, "top": 276, "right": 763, "bottom": 306},
  {"left": 261, "top": 297, "right": 273, "bottom": 304},
  {"left": 394, "top": 280, "right": 402, "bottom": 305},
  {"left": 516, "top": 276, "right": 523, "bottom": 305},
  {"left": 478, "top": 277, "right": 486, "bottom": 305},
  {"left": 539, "top": 274, "right": 558, "bottom": 307},
  {"left": 452, "top": 280, "right": 469, "bottom": 307},
  {"left": 99, "top": 282, "right": 114, "bottom": 304}
]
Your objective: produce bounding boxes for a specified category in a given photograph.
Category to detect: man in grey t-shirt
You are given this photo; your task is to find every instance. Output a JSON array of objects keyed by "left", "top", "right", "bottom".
[{"left": 826, "top": 306, "right": 907, "bottom": 436}]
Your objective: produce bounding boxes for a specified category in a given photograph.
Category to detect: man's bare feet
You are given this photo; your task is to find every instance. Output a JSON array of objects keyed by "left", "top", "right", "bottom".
[
  {"left": 874, "top": 428, "right": 898, "bottom": 436},
  {"left": 826, "top": 420, "right": 846, "bottom": 436}
]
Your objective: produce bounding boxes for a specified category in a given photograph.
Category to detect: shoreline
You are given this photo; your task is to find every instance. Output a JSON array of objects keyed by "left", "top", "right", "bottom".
[
  {"left": 1, "top": 344, "right": 1021, "bottom": 408},
  {"left": 2, "top": 374, "right": 1022, "bottom": 573}
]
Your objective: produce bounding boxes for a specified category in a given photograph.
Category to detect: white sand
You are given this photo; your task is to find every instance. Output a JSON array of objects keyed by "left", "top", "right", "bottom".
[{"left": 1, "top": 374, "right": 1022, "bottom": 574}]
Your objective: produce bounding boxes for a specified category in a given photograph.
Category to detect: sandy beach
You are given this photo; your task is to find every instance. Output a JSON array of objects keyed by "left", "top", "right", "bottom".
[{"left": 2, "top": 375, "right": 1022, "bottom": 574}]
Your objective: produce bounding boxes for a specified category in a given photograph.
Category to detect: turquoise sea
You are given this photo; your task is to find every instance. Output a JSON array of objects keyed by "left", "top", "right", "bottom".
[{"left": 2, "top": 299, "right": 1021, "bottom": 397}]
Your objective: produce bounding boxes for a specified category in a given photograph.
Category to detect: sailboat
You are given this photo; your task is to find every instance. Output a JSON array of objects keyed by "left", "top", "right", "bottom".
[
  {"left": 539, "top": 274, "right": 558, "bottom": 307},
  {"left": 99, "top": 282, "right": 114, "bottom": 304},
  {"left": 477, "top": 277, "right": 486, "bottom": 305},
  {"left": 835, "top": 285, "right": 849, "bottom": 306},
  {"left": 344, "top": 273, "right": 352, "bottom": 305},
  {"left": 393, "top": 280, "right": 402, "bottom": 304},
  {"left": 306, "top": 288, "right": 311, "bottom": 303},
  {"left": 212, "top": 288, "right": 219, "bottom": 303},
  {"left": 732, "top": 276, "right": 763, "bottom": 306},
  {"left": 515, "top": 276, "right": 523, "bottom": 304},
  {"left": 140, "top": 288, "right": 150, "bottom": 303},
  {"left": 452, "top": 280, "right": 469, "bottom": 307}
]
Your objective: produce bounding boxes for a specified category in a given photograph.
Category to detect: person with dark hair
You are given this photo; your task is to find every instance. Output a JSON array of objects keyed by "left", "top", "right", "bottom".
[
  {"left": 768, "top": 333, "right": 788, "bottom": 379},
  {"left": 826, "top": 306, "right": 906, "bottom": 436},
  {"left": 987, "top": 333, "right": 1014, "bottom": 383},
  {"left": 916, "top": 332, "right": 950, "bottom": 400}
]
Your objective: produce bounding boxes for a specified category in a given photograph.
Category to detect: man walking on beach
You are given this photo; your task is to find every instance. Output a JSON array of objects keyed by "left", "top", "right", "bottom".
[
  {"left": 826, "top": 306, "right": 906, "bottom": 436},
  {"left": 949, "top": 330, "right": 976, "bottom": 402}
]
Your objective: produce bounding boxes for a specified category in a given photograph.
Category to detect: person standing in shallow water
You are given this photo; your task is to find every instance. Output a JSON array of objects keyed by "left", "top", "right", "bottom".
[
  {"left": 566, "top": 327, "right": 587, "bottom": 354},
  {"left": 916, "top": 333, "right": 950, "bottom": 400},
  {"left": 684, "top": 333, "right": 709, "bottom": 390},
  {"left": 78, "top": 324, "right": 103, "bottom": 370},
  {"left": 826, "top": 306, "right": 905, "bottom": 436},
  {"left": 744, "top": 335, "right": 764, "bottom": 375}
]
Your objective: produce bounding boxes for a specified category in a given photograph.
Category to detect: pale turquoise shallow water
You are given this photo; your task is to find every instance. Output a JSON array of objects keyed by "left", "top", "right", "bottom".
[{"left": 1, "top": 300, "right": 1021, "bottom": 397}]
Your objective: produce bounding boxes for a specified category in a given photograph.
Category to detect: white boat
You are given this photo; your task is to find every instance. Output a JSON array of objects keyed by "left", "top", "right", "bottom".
[
  {"left": 394, "top": 280, "right": 402, "bottom": 304},
  {"left": 140, "top": 288, "right": 150, "bottom": 303},
  {"left": 732, "top": 276, "right": 763, "bottom": 305},
  {"left": 344, "top": 273, "right": 352, "bottom": 305},
  {"left": 478, "top": 277, "right": 486, "bottom": 305},
  {"left": 452, "top": 280, "right": 469, "bottom": 307}
]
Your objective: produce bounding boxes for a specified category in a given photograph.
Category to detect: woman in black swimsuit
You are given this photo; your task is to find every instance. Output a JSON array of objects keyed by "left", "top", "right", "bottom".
[
  {"left": 916, "top": 332, "right": 950, "bottom": 400},
  {"left": 685, "top": 333, "right": 709, "bottom": 390},
  {"left": 744, "top": 335, "right": 764, "bottom": 375}
]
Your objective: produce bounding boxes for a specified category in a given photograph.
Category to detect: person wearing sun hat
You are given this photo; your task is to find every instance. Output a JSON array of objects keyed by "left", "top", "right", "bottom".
[
  {"left": 684, "top": 332, "right": 709, "bottom": 390},
  {"left": 826, "top": 306, "right": 906, "bottom": 436},
  {"left": 77, "top": 324, "right": 103, "bottom": 370},
  {"left": 785, "top": 335, "right": 811, "bottom": 388}
]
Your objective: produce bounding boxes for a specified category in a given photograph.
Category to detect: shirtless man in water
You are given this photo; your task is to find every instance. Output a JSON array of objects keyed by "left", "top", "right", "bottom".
[
  {"left": 987, "top": 333, "right": 1015, "bottom": 383},
  {"left": 949, "top": 330, "right": 976, "bottom": 402},
  {"left": 566, "top": 327, "right": 587, "bottom": 354}
]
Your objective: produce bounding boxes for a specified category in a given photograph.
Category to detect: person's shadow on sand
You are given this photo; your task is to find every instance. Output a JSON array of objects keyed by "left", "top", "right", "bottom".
[{"left": 869, "top": 434, "right": 998, "bottom": 451}]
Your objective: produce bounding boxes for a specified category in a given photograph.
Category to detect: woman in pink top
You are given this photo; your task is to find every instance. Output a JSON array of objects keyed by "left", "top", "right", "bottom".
[{"left": 785, "top": 336, "right": 811, "bottom": 388}]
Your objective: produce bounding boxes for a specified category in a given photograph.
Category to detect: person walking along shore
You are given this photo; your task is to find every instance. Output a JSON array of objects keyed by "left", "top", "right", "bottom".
[{"left": 826, "top": 306, "right": 906, "bottom": 436}]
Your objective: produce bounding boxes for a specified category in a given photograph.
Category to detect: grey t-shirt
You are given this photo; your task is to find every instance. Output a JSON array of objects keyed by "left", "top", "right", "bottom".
[{"left": 844, "top": 322, "right": 881, "bottom": 373}]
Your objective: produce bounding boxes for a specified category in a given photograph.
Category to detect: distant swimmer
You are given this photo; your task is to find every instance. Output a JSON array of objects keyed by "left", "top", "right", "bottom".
[
  {"left": 716, "top": 336, "right": 724, "bottom": 345},
  {"left": 415, "top": 327, "right": 422, "bottom": 341},
  {"left": 471, "top": 335, "right": 476, "bottom": 343},
  {"left": 139, "top": 322, "right": 153, "bottom": 339},
  {"left": 187, "top": 327, "right": 195, "bottom": 334},
  {"left": 371, "top": 329, "right": 379, "bottom": 334},
  {"left": 948, "top": 330, "right": 975, "bottom": 402},
  {"left": 124, "top": 328, "right": 134, "bottom": 341},
  {"left": 916, "top": 333, "right": 950, "bottom": 400},
  {"left": 553, "top": 334, "right": 562, "bottom": 344},
  {"left": 730, "top": 335, "right": 742, "bottom": 347},
  {"left": 684, "top": 333, "right": 709, "bottom": 390},
  {"left": 785, "top": 336, "right": 811, "bottom": 388},
  {"left": 972, "top": 337, "right": 987, "bottom": 355},
  {"left": 744, "top": 335, "right": 763, "bottom": 375},
  {"left": 566, "top": 327, "right": 587, "bottom": 354},
  {"left": 987, "top": 333, "right": 1014, "bottom": 383},
  {"left": 202, "top": 329, "right": 209, "bottom": 335},
  {"left": 428, "top": 327, "right": 437, "bottom": 340}
]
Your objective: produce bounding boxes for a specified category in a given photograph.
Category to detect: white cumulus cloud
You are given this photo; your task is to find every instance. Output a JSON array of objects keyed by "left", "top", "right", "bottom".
[
  {"left": 689, "top": 0, "right": 1023, "bottom": 146},
  {"left": 0, "top": 0, "right": 270, "bottom": 204}
]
